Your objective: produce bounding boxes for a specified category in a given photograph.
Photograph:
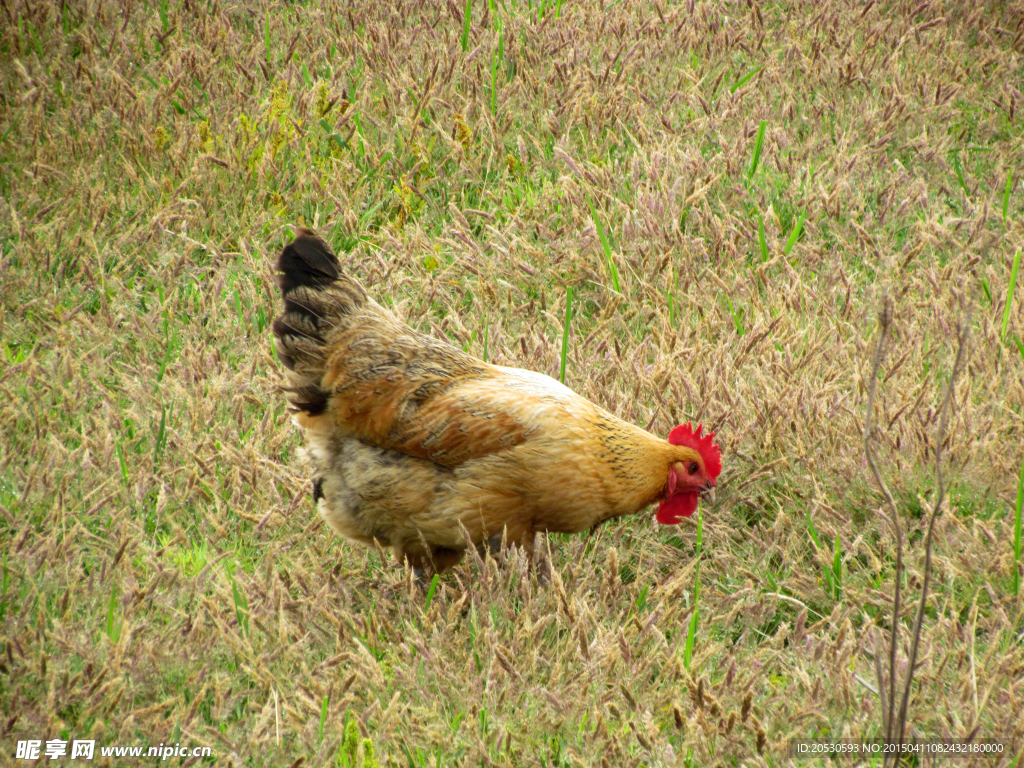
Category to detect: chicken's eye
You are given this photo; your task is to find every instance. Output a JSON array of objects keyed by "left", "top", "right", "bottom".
[{"left": 688, "top": 462, "right": 699, "bottom": 474}]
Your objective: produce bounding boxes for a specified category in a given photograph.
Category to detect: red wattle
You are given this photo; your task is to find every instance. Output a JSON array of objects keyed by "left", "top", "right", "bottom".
[{"left": 657, "top": 492, "right": 699, "bottom": 524}]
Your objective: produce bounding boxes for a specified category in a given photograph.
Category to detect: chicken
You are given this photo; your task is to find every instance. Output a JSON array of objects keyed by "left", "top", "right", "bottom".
[{"left": 271, "top": 229, "right": 722, "bottom": 573}]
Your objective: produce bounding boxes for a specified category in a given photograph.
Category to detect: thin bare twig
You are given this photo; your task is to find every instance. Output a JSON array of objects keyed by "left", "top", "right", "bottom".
[
  {"left": 865, "top": 296, "right": 972, "bottom": 766},
  {"left": 863, "top": 296, "right": 901, "bottom": 747},
  {"left": 895, "top": 311, "right": 971, "bottom": 740}
]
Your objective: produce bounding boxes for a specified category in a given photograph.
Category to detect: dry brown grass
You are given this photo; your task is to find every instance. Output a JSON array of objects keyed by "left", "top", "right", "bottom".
[{"left": 1, "top": 0, "right": 1023, "bottom": 765}]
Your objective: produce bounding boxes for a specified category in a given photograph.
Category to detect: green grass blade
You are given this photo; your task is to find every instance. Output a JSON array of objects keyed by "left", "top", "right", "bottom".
[
  {"left": 153, "top": 405, "right": 167, "bottom": 465},
  {"left": 589, "top": 201, "right": 620, "bottom": 292},
  {"left": 635, "top": 583, "right": 649, "bottom": 611},
  {"left": 230, "top": 573, "right": 249, "bottom": 639},
  {"left": 106, "top": 584, "right": 115, "bottom": 638},
  {"left": 115, "top": 442, "right": 130, "bottom": 490},
  {"left": 560, "top": 286, "right": 572, "bottom": 384},
  {"left": 783, "top": 213, "right": 804, "bottom": 256},
  {"left": 950, "top": 150, "right": 969, "bottom": 196},
  {"left": 27, "top": 22, "right": 43, "bottom": 58},
  {"left": 748, "top": 119, "right": 767, "bottom": 180},
  {"left": 683, "top": 508, "right": 703, "bottom": 671},
  {"left": 155, "top": 325, "right": 176, "bottom": 391},
  {"left": 319, "top": 694, "right": 329, "bottom": 744},
  {"left": 0, "top": 108, "right": 25, "bottom": 145},
  {"left": 682, "top": 606, "right": 699, "bottom": 671},
  {"left": 807, "top": 508, "right": 836, "bottom": 597},
  {"left": 728, "top": 298, "right": 746, "bottom": 336},
  {"left": 695, "top": 507, "right": 703, "bottom": 560},
  {"left": 105, "top": 583, "right": 120, "bottom": 641},
  {"left": 483, "top": 316, "right": 489, "bottom": 362},
  {"left": 757, "top": 213, "right": 769, "bottom": 261},
  {"left": 461, "top": 0, "right": 473, "bottom": 51},
  {"left": 424, "top": 573, "right": 440, "bottom": 611},
  {"left": 730, "top": 65, "right": 764, "bottom": 94},
  {"left": 1002, "top": 247, "right": 1021, "bottom": 340},
  {"left": 352, "top": 113, "right": 365, "bottom": 161},
  {"left": 832, "top": 534, "right": 842, "bottom": 600},
  {"left": 805, "top": 508, "right": 822, "bottom": 549}
]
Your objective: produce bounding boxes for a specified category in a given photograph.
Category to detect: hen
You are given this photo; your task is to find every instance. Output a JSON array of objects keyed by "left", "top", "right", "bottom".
[{"left": 272, "top": 229, "right": 721, "bottom": 573}]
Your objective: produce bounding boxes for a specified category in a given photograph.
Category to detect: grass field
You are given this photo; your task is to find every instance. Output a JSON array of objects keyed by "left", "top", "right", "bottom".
[{"left": 2, "top": 0, "right": 1024, "bottom": 765}]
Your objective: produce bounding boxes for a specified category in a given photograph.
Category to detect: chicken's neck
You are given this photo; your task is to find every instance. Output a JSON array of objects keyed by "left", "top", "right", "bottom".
[{"left": 590, "top": 414, "right": 690, "bottom": 514}]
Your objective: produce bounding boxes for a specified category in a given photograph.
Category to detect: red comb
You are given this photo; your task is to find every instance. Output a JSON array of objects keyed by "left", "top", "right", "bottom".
[{"left": 668, "top": 423, "right": 722, "bottom": 479}]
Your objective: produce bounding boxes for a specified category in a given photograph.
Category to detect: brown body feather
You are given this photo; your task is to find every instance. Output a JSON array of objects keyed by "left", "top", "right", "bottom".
[{"left": 272, "top": 229, "right": 703, "bottom": 572}]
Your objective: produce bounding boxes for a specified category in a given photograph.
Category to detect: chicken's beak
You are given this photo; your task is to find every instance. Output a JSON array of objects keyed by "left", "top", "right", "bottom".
[{"left": 702, "top": 483, "right": 716, "bottom": 505}]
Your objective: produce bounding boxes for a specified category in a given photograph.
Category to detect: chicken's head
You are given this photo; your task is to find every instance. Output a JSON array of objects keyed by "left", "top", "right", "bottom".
[{"left": 657, "top": 423, "right": 722, "bottom": 524}]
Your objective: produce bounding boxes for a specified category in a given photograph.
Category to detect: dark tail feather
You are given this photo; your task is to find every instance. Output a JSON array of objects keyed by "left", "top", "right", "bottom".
[
  {"left": 275, "top": 228, "right": 341, "bottom": 295},
  {"left": 271, "top": 228, "right": 366, "bottom": 413}
]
